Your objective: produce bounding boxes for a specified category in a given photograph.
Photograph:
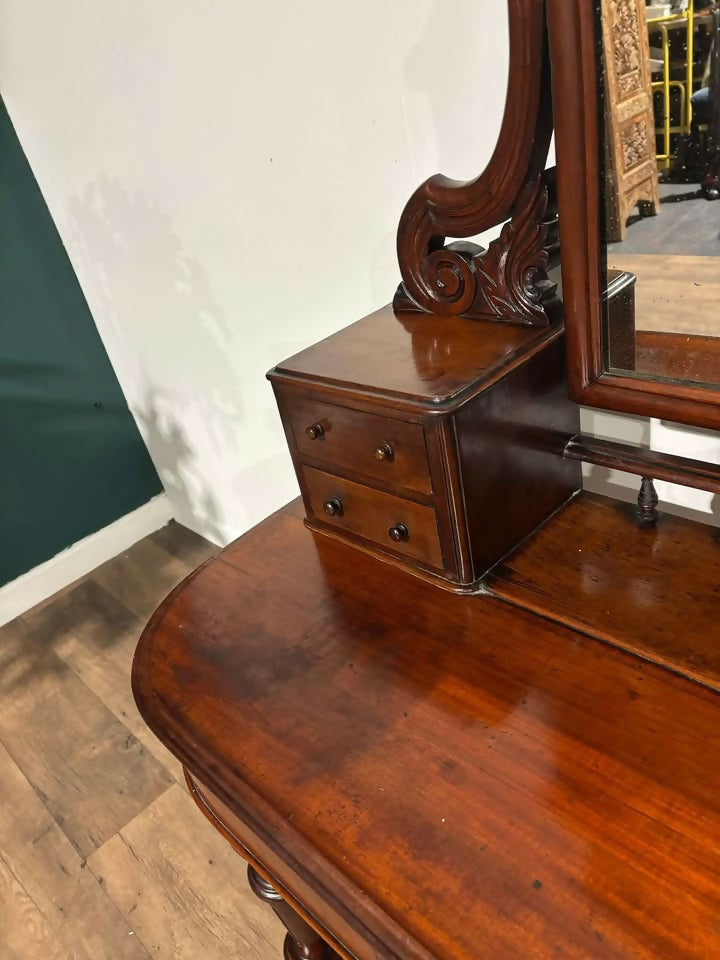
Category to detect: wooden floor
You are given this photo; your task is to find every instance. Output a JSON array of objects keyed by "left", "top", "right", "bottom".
[
  {"left": 609, "top": 182, "right": 720, "bottom": 258},
  {"left": 0, "top": 522, "right": 285, "bottom": 960}
]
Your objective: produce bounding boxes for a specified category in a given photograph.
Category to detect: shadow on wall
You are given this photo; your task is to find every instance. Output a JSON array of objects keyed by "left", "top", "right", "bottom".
[
  {"left": 61, "top": 177, "right": 247, "bottom": 544},
  {"left": 133, "top": 386, "right": 225, "bottom": 544}
]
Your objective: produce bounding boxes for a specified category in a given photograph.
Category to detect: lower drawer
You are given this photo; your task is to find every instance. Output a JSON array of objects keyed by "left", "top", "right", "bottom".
[{"left": 303, "top": 467, "right": 443, "bottom": 569}]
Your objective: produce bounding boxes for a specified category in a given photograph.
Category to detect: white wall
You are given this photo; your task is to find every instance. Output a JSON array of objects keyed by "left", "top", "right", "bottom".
[
  {"left": 1, "top": 1, "right": 716, "bottom": 541},
  {"left": 580, "top": 414, "right": 720, "bottom": 527},
  {"left": 0, "top": 1, "right": 509, "bottom": 544}
]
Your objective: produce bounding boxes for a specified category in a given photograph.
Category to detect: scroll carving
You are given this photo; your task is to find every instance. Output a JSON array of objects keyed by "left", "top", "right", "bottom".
[
  {"left": 394, "top": 176, "right": 559, "bottom": 326},
  {"left": 609, "top": 0, "right": 643, "bottom": 98},
  {"left": 394, "top": 0, "right": 556, "bottom": 326},
  {"left": 620, "top": 118, "right": 651, "bottom": 171},
  {"left": 601, "top": 0, "right": 659, "bottom": 241}
]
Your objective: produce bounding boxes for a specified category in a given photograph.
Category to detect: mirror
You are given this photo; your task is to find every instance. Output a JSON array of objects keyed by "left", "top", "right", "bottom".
[
  {"left": 600, "top": 0, "right": 720, "bottom": 390},
  {"left": 547, "top": 0, "right": 720, "bottom": 430}
]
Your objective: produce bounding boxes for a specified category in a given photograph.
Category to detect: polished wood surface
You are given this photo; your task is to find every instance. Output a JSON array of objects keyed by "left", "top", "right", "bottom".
[
  {"left": 303, "top": 466, "right": 443, "bottom": 569},
  {"left": 607, "top": 254, "right": 720, "bottom": 338},
  {"left": 634, "top": 330, "right": 720, "bottom": 386},
  {"left": 272, "top": 310, "right": 579, "bottom": 590},
  {"left": 548, "top": 0, "right": 720, "bottom": 429},
  {"left": 134, "top": 501, "right": 720, "bottom": 960},
  {"left": 247, "top": 863, "right": 340, "bottom": 960},
  {"left": 605, "top": 254, "right": 720, "bottom": 387},
  {"left": 455, "top": 334, "right": 580, "bottom": 576},
  {"left": 604, "top": 269, "right": 637, "bottom": 370},
  {"left": 272, "top": 305, "right": 561, "bottom": 409},
  {"left": 187, "top": 772, "right": 348, "bottom": 960},
  {"left": 286, "top": 393, "right": 432, "bottom": 494},
  {"left": 490, "top": 491, "right": 720, "bottom": 691},
  {"left": 564, "top": 433, "right": 720, "bottom": 494}
]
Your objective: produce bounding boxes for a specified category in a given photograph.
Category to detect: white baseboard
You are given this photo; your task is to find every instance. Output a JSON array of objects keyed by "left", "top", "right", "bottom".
[{"left": 0, "top": 494, "right": 174, "bottom": 627}]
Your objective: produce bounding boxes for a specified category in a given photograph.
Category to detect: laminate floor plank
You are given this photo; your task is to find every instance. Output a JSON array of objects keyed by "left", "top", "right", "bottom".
[
  {"left": 88, "top": 785, "right": 283, "bottom": 960},
  {"left": 610, "top": 184, "right": 720, "bottom": 258},
  {"left": 148, "top": 520, "right": 220, "bottom": 568},
  {"left": 0, "top": 853, "right": 77, "bottom": 960},
  {"left": 0, "top": 617, "right": 174, "bottom": 858},
  {"left": 23, "top": 579, "right": 183, "bottom": 782},
  {"left": 90, "top": 537, "right": 196, "bottom": 622},
  {"left": 0, "top": 741, "right": 150, "bottom": 960},
  {"left": 0, "top": 523, "right": 271, "bottom": 959}
]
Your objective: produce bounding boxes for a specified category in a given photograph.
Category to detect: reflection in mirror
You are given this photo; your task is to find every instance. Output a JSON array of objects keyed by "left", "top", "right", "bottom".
[{"left": 600, "top": 0, "right": 720, "bottom": 389}]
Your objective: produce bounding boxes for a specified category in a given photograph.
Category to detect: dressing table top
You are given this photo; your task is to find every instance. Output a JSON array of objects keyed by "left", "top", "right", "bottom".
[
  {"left": 133, "top": 495, "right": 720, "bottom": 960},
  {"left": 272, "top": 305, "right": 561, "bottom": 408},
  {"left": 490, "top": 491, "right": 720, "bottom": 691}
]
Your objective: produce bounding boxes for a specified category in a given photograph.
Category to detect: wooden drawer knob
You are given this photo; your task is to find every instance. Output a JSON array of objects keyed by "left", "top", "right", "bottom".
[
  {"left": 388, "top": 523, "right": 409, "bottom": 543},
  {"left": 374, "top": 442, "right": 395, "bottom": 462},
  {"left": 306, "top": 422, "right": 325, "bottom": 440},
  {"left": 323, "top": 498, "right": 343, "bottom": 517}
]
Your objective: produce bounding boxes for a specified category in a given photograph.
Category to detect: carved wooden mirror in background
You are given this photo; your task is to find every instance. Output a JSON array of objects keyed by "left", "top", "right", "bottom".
[{"left": 549, "top": 0, "right": 720, "bottom": 430}]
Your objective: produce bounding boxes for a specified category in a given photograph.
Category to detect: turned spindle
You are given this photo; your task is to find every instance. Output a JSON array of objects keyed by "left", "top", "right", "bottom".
[
  {"left": 637, "top": 476, "right": 658, "bottom": 526},
  {"left": 247, "top": 865, "right": 339, "bottom": 960}
]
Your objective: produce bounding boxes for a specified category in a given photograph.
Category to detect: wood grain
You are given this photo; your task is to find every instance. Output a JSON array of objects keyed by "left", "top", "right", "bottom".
[
  {"left": 148, "top": 519, "right": 219, "bottom": 568},
  {"left": 271, "top": 304, "right": 560, "bottom": 408},
  {"left": 272, "top": 300, "right": 579, "bottom": 590},
  {"left": 0, "top": 853, "right": 77, "bottom": 960},
  {"left": 284, "top": 391, "right": 432, "bottom": 494},
  {"left": 454, "top": 334, "right": 581, "bottom": 578},
  {"left": 134, "top": 502, "right": 720, "bottom": 960},
  {"left": 88, "top": 785, "right": 285, "bottom": 960},
  {"left": 489, "top": 490, "right": 720, "bottom": 691},
  {"left": 0, "top": 520, "right": 266, "bottom": 960},
  {"left": 604, "top": 256, "right": 720, "bottom": 385},
  {"left": 0, "top": 740, "right": 149, "bottom": 960},
  {"left": 303, "top": 465, "right": 443, "bottom": 569},
  {"left": 634, "top": 331, "right": 720, "bottom": 387},
  {"left": 90, "top": 536, "right": 197, "bottom": 622},
  {"left": 0, "top": 617, "right": 173, "bottom": 858},
  {"left": 607, "top": 254, "right": 720, "bottom": 338},
  {"left": 22, "top": 579, "right": 183, "bottom": 782}
]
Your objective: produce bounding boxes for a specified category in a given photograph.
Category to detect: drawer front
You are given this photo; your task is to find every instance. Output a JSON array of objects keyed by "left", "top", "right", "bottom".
[
  {"left": 304, "top": 467, "right": 443, "bottom": 569},
  {"left": 287, "top": 395, "right": 431, "bottom": 494}
]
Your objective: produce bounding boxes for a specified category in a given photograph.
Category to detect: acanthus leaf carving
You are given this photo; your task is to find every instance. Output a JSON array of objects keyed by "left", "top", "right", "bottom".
[
  {"left": 472, "top": 177, "right": 557, "bottom": 325},
  {"left": 394, "top": 176, "right": 558, "bottom": 327},
  {"left": 393, "top": 1, "right": 557, "bottom": 327}
]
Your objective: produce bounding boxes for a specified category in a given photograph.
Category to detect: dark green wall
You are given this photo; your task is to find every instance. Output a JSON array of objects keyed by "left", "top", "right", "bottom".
[{"left": 0, "top": 98, "right": 162, "bottom": 587}]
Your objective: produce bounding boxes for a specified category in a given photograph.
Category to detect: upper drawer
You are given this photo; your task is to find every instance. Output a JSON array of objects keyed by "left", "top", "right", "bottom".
[{"left": 286, "top": 396, "right": 431, "bottom": 494}]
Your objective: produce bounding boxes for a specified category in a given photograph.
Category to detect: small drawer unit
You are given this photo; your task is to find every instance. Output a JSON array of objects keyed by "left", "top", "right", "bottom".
[{"left": 269, "top": 304, "right": 581, "bottom": 591}]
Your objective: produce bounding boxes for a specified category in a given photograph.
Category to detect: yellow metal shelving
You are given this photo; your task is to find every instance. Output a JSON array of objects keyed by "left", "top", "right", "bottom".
[{"left": 647, "top": 2, "right": 695, "bottom": 169}]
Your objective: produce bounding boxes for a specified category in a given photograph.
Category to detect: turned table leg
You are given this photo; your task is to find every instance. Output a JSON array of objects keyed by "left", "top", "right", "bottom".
[{"left": 247, "top": 865, "right": 340, "bottom": 960}]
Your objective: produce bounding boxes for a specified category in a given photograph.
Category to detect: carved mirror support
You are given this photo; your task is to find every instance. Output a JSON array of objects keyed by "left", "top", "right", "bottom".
[{"left": 394, "top": 0, "right": 557, "bottom": 326}]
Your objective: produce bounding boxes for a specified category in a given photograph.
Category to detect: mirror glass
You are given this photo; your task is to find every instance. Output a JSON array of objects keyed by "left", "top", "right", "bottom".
[{"left": 599, "top": 0, "right": 720, "bottom": 390}]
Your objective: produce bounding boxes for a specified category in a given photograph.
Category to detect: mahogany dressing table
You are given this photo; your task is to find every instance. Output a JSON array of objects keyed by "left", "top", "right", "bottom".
[{"left": 133, "top": 3, "right": 720, "bottom": 958}]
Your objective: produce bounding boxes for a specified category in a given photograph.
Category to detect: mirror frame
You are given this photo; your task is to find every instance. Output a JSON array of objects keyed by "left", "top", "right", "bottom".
[{"left": 547, "top": 0, "right": 720, "bottom": 431}]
